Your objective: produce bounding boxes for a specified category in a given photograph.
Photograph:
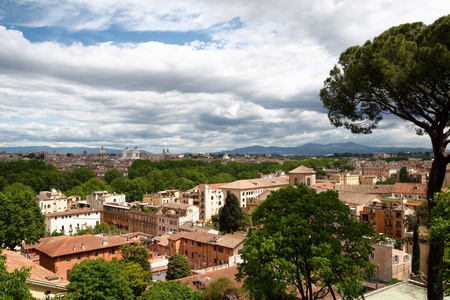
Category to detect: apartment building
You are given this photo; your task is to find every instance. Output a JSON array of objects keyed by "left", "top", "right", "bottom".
[
  {"left": 29, "top": 234, "right": 138, "bottom": 279},
  {"left": 370, "top": 241, "right": 412, "bottom": 282},
  {"left": 167, "top": 231, "right": 246, "bottom": 270},
  {"left": 103, "top": 203, "right": 130, "bottom": 231},
  {"left": 360, "top": 202, "right": 414, "bottom": 239},
  {"left": 183, "top": 184, "right": 224, "bottom": 221},
  {"left": 45, "top": 208, "right": 102, "bottom": 235},
  {"left": 332, "top": 172, "right": 360, "bottom": 185},
  {"left": 391, "top": 183, "right": 427, "bottom": 200},
  {"left": 35, "top": 189, "right": 68, "bottom": 214}
]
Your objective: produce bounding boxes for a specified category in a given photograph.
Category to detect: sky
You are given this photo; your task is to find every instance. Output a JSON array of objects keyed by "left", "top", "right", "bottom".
[{"left": 0, "top": 1, "right": 448, "bottom": 154}]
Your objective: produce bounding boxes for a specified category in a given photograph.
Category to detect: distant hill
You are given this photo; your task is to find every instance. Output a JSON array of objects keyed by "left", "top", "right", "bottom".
[
  {"left": 0, "top": 146, "right": 152, "bottom": 155},
  {"left": 213, "top": 142, "right": 432, "bottom": 156}
]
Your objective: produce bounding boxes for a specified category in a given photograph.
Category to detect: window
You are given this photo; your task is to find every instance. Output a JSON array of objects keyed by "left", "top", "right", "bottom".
[
  {"left": 370, "top": 253, "right": 375, "bottom": 259},
  {"left": 197, "top": 242, "right": 201, "bottom": 247},
  {"left": 393, "top": 255, "right": 399, "bottom": 264},
  {"left": 77, "top": 254, "right": 81, "bottom": 261},
  {"left": 67, "top": 257, "right": 71, "bottom": 263},
  {"left": 214, "top": 245, "right": 217, "bottom": 251},
  {"left": 94, "top": 252, "right": 98, "bottom": 258},
  {"left": 219, "top": 247, "right": 223, "bottom": 254},
  {"left": 404, "top": 254, "right": 410, "bottom": 262},
  {"left": 191, "top": 253, "right": 194, "bottom": 258}
]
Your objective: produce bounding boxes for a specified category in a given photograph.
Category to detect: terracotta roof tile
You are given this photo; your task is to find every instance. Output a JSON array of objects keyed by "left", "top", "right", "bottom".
[
  {"left": 32, "top": 234, "right": 138, "bottom": 257},
  {"left": 288, "top": 166, "right": 316, "bottom": 174},
  {"left": 218, "top": 176, "right": 288, "bottom": 190},
  {"left": 3, "top": 249, "right": 69, "bottom": 285}
]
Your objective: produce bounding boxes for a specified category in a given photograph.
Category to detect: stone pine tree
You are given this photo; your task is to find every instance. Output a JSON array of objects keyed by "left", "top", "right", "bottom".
[
  {"left": 237, "top": 185, "right": 379, "bottom": 300},
  {"left": 219, "top": 193, "right": 245, "bottom": 233},
  {"left": 320, "top": 15, "right": 449, "bottom": 300}
]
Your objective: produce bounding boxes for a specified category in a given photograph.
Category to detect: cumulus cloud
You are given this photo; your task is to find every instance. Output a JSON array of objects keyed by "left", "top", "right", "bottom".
[{"left": 0, "top": 0, "right": 446, "bottom": 152}]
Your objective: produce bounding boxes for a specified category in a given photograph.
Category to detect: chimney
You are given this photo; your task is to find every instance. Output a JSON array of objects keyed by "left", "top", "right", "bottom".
[
  {"left": 73, "top": 245, "right": 76, "bottom": 251},
  {"left": 81, "top": 243, "right": 85, "bottom": 250},
  {"left": 102, "top": 239, "right": 107, "bottom": 246}
]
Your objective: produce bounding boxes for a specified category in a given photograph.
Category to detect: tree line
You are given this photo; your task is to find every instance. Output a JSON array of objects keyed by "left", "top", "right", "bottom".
[{"left": 0, "top": 157, "right": 351, "bottom": 201}]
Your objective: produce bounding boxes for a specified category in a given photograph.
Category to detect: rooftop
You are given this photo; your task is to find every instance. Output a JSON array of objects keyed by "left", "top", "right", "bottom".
[{"left": 218, "top": 176, "right": 289, "bottom": 190}]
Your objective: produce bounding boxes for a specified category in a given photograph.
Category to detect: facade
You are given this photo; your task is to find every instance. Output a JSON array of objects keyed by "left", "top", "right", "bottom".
[
  {"left": 360, "top": 202, "right": 414, "bottom": 239},
  {"left": 86, "top": 191, "right": 126, "bottom": 209},
  {"left": 362, "top": 167, "right": 397, "bottom": 181},
  {"left": 288, "top": 165, "right": 316, "bottom": 187},
  {"left": 35, "top": 189, "right": 68, "bottom": 214},
  {"left": 370, "top": 241, "right": 411, "bottom": 282},
  {"left": 167, "top": 231, "right": 246, "bottom": 270},
  {"left": 219, "top": 176, "right": 289, "bottom": 209},
  {"left": 30, "top": 235, "right": 138, "bottom": 279},
  {"left": 121, "top": 147, "right": 140, "bottom": 160},
  {"left": 45, "top": 208, "right": 102, "bottom": 235},
  {"left": 129, "top": 208, "right": 159, "bottom": 236},
  {"left": 103, "top": 203, "right": 130, "bottom": 231},
  {"left": 183, "top": 184, "right": 224, "bottom": 221},
  {"left": 360, "top": 175, "right": 379, "bottom": 185},
  {"left": 332, "top": 172, "right": 360, "bottom": 185}
]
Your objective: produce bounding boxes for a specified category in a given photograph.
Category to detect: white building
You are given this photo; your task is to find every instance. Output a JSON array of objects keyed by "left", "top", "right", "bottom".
[
  {"left": 122, "top": 147, "right": 140, "bottom": 160},
  {"left": 35, "top": 189, "right": 68, "bottom": 214},
  {"left": 184, "top": 184, "right": 224, "bottom": 221},
  {"left": 86, "top": 191, "right": 126, "bottom": 209},
  {"left": 45, "top": 208, "right": 102, "bottom": 235}
]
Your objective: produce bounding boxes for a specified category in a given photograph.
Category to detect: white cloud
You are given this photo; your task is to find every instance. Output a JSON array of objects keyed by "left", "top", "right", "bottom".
[{"left": 0, "top": 0, "right": 445, "bottom": 152}]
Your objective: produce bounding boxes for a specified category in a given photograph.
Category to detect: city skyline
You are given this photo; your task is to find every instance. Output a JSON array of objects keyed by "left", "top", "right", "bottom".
[{"left": 0, "top": 1, "right": 448, "bottom": 153}]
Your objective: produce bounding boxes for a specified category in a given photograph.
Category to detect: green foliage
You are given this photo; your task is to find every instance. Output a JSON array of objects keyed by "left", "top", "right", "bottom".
[
  {"left": 104, "top": 169, "right": 123, "bottom": 185},
  {"left": 166, "top": 253, "right": 192, "bottom": 280},
  {"left": 382, "top": 156, "right": 409, "bottom": 162},
  {"left": 138, "top": 281, "right": 200, "bottom": 300},
  {"left": 387, "top": 278, "right": 402, "bottom": 286},
  {"left": 237, "top": 185, "right": 380, "bottom": 300},
  {"left": 0, "top": 190, "right": 46, "bottom": 250},
  {"left": 65, "top": 177, "right": 111, "bottom": 198},
  {"left": 412, "top": 224, "right": 421, "bottom": 275},
  {"left": 340, "top": 164, "right": 355, "bottom": 172},
  {"left": 94, "top": 222, "right": 115, "bottom": 235},
  {"left": 111, "top": 258, "right": 151, "bottom": 297},
  {"left": 120, "top": 243, "right": 152, "bottom": 278},
  {"left": 0, "top": 249, "right": 34, "bottom": 300},
  {"left": 66, "top": 258, "right": 134, "bottom": 300},
  {"left": 51, "top": 230, "right": 65, "bottom": 237},
  {"left": 200, "top": 277, "right": 242, "bottom": 300},
  {"left": 211, "top": 214, "right": 220, "bottom": 230},
  {"left": 2, "top": 182, "right": 36, "bottom": 195},
  {"left": 219, "top": 193, "right": 247, "bottom": 233},
  {"left": 399, "top": 167, "right": 409, "bottom": 183},
  {"left": 429, "top": 191, "right": 450, "bottom": 296}
]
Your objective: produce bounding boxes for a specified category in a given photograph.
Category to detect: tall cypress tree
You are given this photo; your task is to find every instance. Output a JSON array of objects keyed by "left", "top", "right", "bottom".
[
  {"left": 412, "top": 224, "right": 421, "bottom": 275},
  {"left": 219, "top": 193, "right": 244, "bottom": 233}
]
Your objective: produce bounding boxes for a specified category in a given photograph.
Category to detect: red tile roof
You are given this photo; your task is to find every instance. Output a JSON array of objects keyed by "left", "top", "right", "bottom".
[
  {"left": 3, "top": 249, "right": 69, "bottom": 285},
  {"left": 30, "top": 234, "right": 138, "bottom": 257}
]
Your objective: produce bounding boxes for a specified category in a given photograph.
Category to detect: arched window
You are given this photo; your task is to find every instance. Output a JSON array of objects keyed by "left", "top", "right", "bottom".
[
  {"left": 294, "top": 178, "right": 298, "bottom": 186},
  {"left": 307, "top": 177, "right": 311, "bottom": 186}
]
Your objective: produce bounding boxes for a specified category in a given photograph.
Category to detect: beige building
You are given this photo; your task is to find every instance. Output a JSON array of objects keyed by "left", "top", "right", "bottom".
[
  {"left": 288, "top": 166, "right": 316, "bottom": 187},
  {"left": 219, "top": 176, "right": 289, "bottom": 209},
  {"left": 143, "top": 190, "right": 180, "bottom": 205},
  {"left": 35, "top": 189, "right": 68, "bottom": 214},
  {"left": 332, "top": 172, "right": 360, "bottom": 185},
  {"left": 370, "top": 241, "right": 411, "bottom": 282}
]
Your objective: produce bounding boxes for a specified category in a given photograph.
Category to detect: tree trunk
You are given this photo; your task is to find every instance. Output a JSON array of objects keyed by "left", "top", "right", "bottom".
[
  {"left": 412, "top": 224, "right": 420, "bottom": 275},
  {"left": 426, "top": 136, "right": 448, "bottom": 300}
]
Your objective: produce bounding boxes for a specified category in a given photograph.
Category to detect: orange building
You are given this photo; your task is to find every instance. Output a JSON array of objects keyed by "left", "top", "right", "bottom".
[
  {"left": 103, "top": 203, "right": 130, "bottom": 231},
  {"left": 28, "top": 234, "right": 138, "bottom": 279},
  {"left": 360, "top": 203, "right": 414, "bottom": 239},
  {"left": 167, "top": 231, "right": 246, "bottom": 270}
]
